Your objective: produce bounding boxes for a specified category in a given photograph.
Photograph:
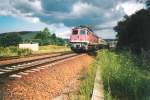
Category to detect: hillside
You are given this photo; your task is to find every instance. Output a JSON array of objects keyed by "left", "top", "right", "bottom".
[
  {"left": 0, "top": 31, "right": 40, "bottom": 41},
  {"left": 0, "top": 29, "right": 68, "bottom": 46}
]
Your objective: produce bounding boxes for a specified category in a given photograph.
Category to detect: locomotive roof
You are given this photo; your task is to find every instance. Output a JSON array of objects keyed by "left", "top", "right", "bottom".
[{"left": 74, "top": 26, "right": 93, "bottom": 32}]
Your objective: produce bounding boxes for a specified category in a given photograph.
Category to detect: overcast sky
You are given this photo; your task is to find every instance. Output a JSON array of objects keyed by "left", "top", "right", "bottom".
[{"left": 0, "top": 0, "right": 145, "bottom": 39}]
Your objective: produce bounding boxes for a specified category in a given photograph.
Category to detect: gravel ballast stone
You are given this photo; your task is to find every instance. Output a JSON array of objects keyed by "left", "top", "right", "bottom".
[{"left": 0, "top": 54, "right": 94, "bottom": 100}]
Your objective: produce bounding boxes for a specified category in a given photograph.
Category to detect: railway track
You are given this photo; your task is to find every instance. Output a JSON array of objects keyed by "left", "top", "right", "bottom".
[
  {"left": 0, "top": 52, "right": 73, "bottom": 67},
  {"left": 0, "top": 52, "right": 78, "bottom": 78},
  {"left": 0, "top": 51, "right": 72, "bottom": 61}
]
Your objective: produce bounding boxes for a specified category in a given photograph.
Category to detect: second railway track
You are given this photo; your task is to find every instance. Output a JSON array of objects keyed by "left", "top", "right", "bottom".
[{"left": 0, "top": 52, "right": 79, "bottom": 78}]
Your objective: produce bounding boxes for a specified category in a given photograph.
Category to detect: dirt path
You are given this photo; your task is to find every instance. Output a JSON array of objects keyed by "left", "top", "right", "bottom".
[{"left": 0, "top": 54, "right": 94, "bottom": 100}]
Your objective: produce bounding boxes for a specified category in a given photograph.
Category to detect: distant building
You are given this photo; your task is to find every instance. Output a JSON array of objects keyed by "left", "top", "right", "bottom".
[{"left": 19, "top": 43, "right": 39, "bottom": 51}]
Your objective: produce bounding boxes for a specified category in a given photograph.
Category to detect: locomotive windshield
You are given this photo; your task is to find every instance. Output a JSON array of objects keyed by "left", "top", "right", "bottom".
[
  {"left": 80, "top": 30, "right": 86, "bottom": 35},
  {"left": 72, "top": 30, "right": 78, "bottom": 35}
]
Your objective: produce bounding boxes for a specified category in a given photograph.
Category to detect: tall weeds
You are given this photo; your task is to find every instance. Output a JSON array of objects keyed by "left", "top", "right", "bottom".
[
  {"left": 98, "top": 49, "right": 150, "bottom": 100},
  {"left": 0, "top": 46, "right": 32, "bottom": 57}
]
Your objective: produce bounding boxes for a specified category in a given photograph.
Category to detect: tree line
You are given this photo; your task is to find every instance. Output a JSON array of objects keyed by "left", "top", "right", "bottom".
[
  {"left": 0, "top": 28, "right": 66, "bottom": 47},
  {"left": 32, "top": 28, "right": 65, "bottom": 46},
  {"left": 114, "top": 9, "right": 150, "bottom": 54}
]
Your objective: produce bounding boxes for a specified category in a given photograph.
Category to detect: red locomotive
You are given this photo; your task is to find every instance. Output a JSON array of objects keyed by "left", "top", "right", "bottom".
[{"left": 70, "top": 26, "right": 105, "bottom": 52}]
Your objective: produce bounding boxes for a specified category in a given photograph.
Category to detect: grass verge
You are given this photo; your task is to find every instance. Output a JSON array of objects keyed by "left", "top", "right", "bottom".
[
  {"left": 97, "top": 49, "right": 150, "bottom": 100},
  {"left": 0, "top": 46, "right": 32, "bottom": 57},
  {"left": 34, "top": 45, "right": 70, "bottom": 54},
  {"left": 0, "top": 45, "right": 70, "bottom": 58},
  {"left": 79, "top": 62, "right": 97, "bottom": 100}
]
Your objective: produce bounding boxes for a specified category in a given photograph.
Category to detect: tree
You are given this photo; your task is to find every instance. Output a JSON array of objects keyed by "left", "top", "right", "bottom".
[
  {"left": 51, "top": 33, "right": 56, "bottom": 39},
  {"left": 0, "top": 33, "right": 22, "bottom": 47},
  {"left": 114, "top": 9, "right": 150, "bottom": 54},
  {"left": 34, "top": 28, "right": 51, "bottom": 45},
  {"left": 42, "top": 27, "right": 51, "bottom": 38},
  {"left": 33, "top": 27, "right": 66, "bottom": 46},
  {"left": 34, "top": 28, "right": 51, "bottom": 40}
]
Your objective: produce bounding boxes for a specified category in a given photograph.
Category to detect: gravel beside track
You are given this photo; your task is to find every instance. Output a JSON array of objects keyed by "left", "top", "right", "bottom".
[
  {"left": 0, "top": 54, "right": 94, "bottom": 100},
  {"left": 0, "top": 53, "right": 77, "bottom": 78}
]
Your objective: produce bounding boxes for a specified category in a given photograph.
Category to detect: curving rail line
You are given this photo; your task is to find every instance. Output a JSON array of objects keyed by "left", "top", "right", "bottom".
[{"left": 0, "top": 52, "right": 79, "bottom": 78}]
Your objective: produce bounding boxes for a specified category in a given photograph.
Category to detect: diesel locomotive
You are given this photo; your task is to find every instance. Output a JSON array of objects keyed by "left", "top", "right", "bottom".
[{"left": 70, "top": 26, "right": 107, "bottom": 52}]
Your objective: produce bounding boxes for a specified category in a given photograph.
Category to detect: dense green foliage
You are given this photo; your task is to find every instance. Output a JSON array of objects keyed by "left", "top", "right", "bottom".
[
  {"left": 98, "top": 50, "right": 150, "bottom": 100},
  {"left": 33, "top": 28, "right": 65, "bottom": 46},
  {"left": 0, "top": 28, "right": 66, "bottom": 47},
  {"left": 21, "top": 31, "right": 40, "bottom": 42},
  {"left": 0, "top": 33, "right": 22, "bottom": 47},
  {"left": 0, "top": 46, "right": 32, "bottom": 57},
  {"left": 114, "top": 9, "right": 150, "bottom": 54}
]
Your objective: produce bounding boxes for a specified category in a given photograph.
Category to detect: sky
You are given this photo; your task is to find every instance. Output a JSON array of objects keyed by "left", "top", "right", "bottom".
[{"left": 0, "top": 0, "right": 145, "bottom": 39}]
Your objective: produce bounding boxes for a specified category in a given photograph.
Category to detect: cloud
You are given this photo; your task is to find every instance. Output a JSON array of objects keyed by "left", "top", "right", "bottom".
[
  {"left": 116, "top": 1, "right": 145, "bottom": 16},
  {"left": 11, "top": 0, "right": 42, "bottom": 13},
  {"left": 23, "top": 16, "right": 40, "bottom": 24},
  {"left": 42, "top": 23, "right": 72, "bottom": 38},
  {"left": 0, "top": 0, "right": 145, "bottom": 39},
  {"left": 1, "top": 0, "right": 142, "bottom": 26},
  {"left": 71, "top": 2, "right": 100, "bottom": 18}
]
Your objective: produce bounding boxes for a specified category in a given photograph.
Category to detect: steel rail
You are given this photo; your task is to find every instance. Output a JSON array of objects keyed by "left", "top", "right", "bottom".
[
  {"left": 0, "top": 52, "right": 72, "bottom": 68},
  {"left": 0, "top": 53, "right": 78, "bottom": 78}
]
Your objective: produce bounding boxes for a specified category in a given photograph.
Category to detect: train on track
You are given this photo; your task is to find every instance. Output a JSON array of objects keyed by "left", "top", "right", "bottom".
[{"left": 70, "top": 26, "right": 108, "bottom": 52}]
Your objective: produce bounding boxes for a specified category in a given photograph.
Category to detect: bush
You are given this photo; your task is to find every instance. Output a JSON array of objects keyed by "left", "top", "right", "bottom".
[
  {"left": 98, "top": 49, "right": 150, "bottom": 100},
  {"left": 0, "top": 46, "right": 18, "bottom": 57},
  {"left": 114, "top": 9, "right": 150, "bottom": 54},
  {"left": 17, "top": 48, "right": 32, "bottom": 56},
  {"left": 33, "top": 28, "right": 65, "bottom": 46},
  {"left": 136, "top": 50, "right": 150, "bottom": 70},
  {"left": 0, "top": 33, "right": 22, "bottom": 47},
  {"left": 0, "top": 46, "right": 32, "bottom": 57}
]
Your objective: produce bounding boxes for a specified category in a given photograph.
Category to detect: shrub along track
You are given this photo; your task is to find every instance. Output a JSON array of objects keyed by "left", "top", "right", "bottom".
[{"left": 0, "top": 52, "right": 94, "bottom": 100}]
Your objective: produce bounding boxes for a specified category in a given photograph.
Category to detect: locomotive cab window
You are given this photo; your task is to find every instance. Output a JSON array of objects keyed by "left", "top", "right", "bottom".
[
  {"left": 80, "top": 30, "right": 86, "bottom": 35},
  {"left": 72, "top": 30, "right": 78, "bottom": 35}
]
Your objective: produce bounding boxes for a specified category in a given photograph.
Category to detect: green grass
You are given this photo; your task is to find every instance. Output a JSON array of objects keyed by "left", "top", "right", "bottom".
[
  {"left": 34, "top": 45, "right": 70, "bottom": 54},
  {"left": 0, "top": 46, "right": 32, "bottom": 57},
  {"left": 79, "top": 63, "right": 97, "bottom": 100},
  {"left": 0, "top": 45, "right": 70, "bottom": 58},
  {"left": 97, "top": 49, "right": 150, "bottom": 100}
]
